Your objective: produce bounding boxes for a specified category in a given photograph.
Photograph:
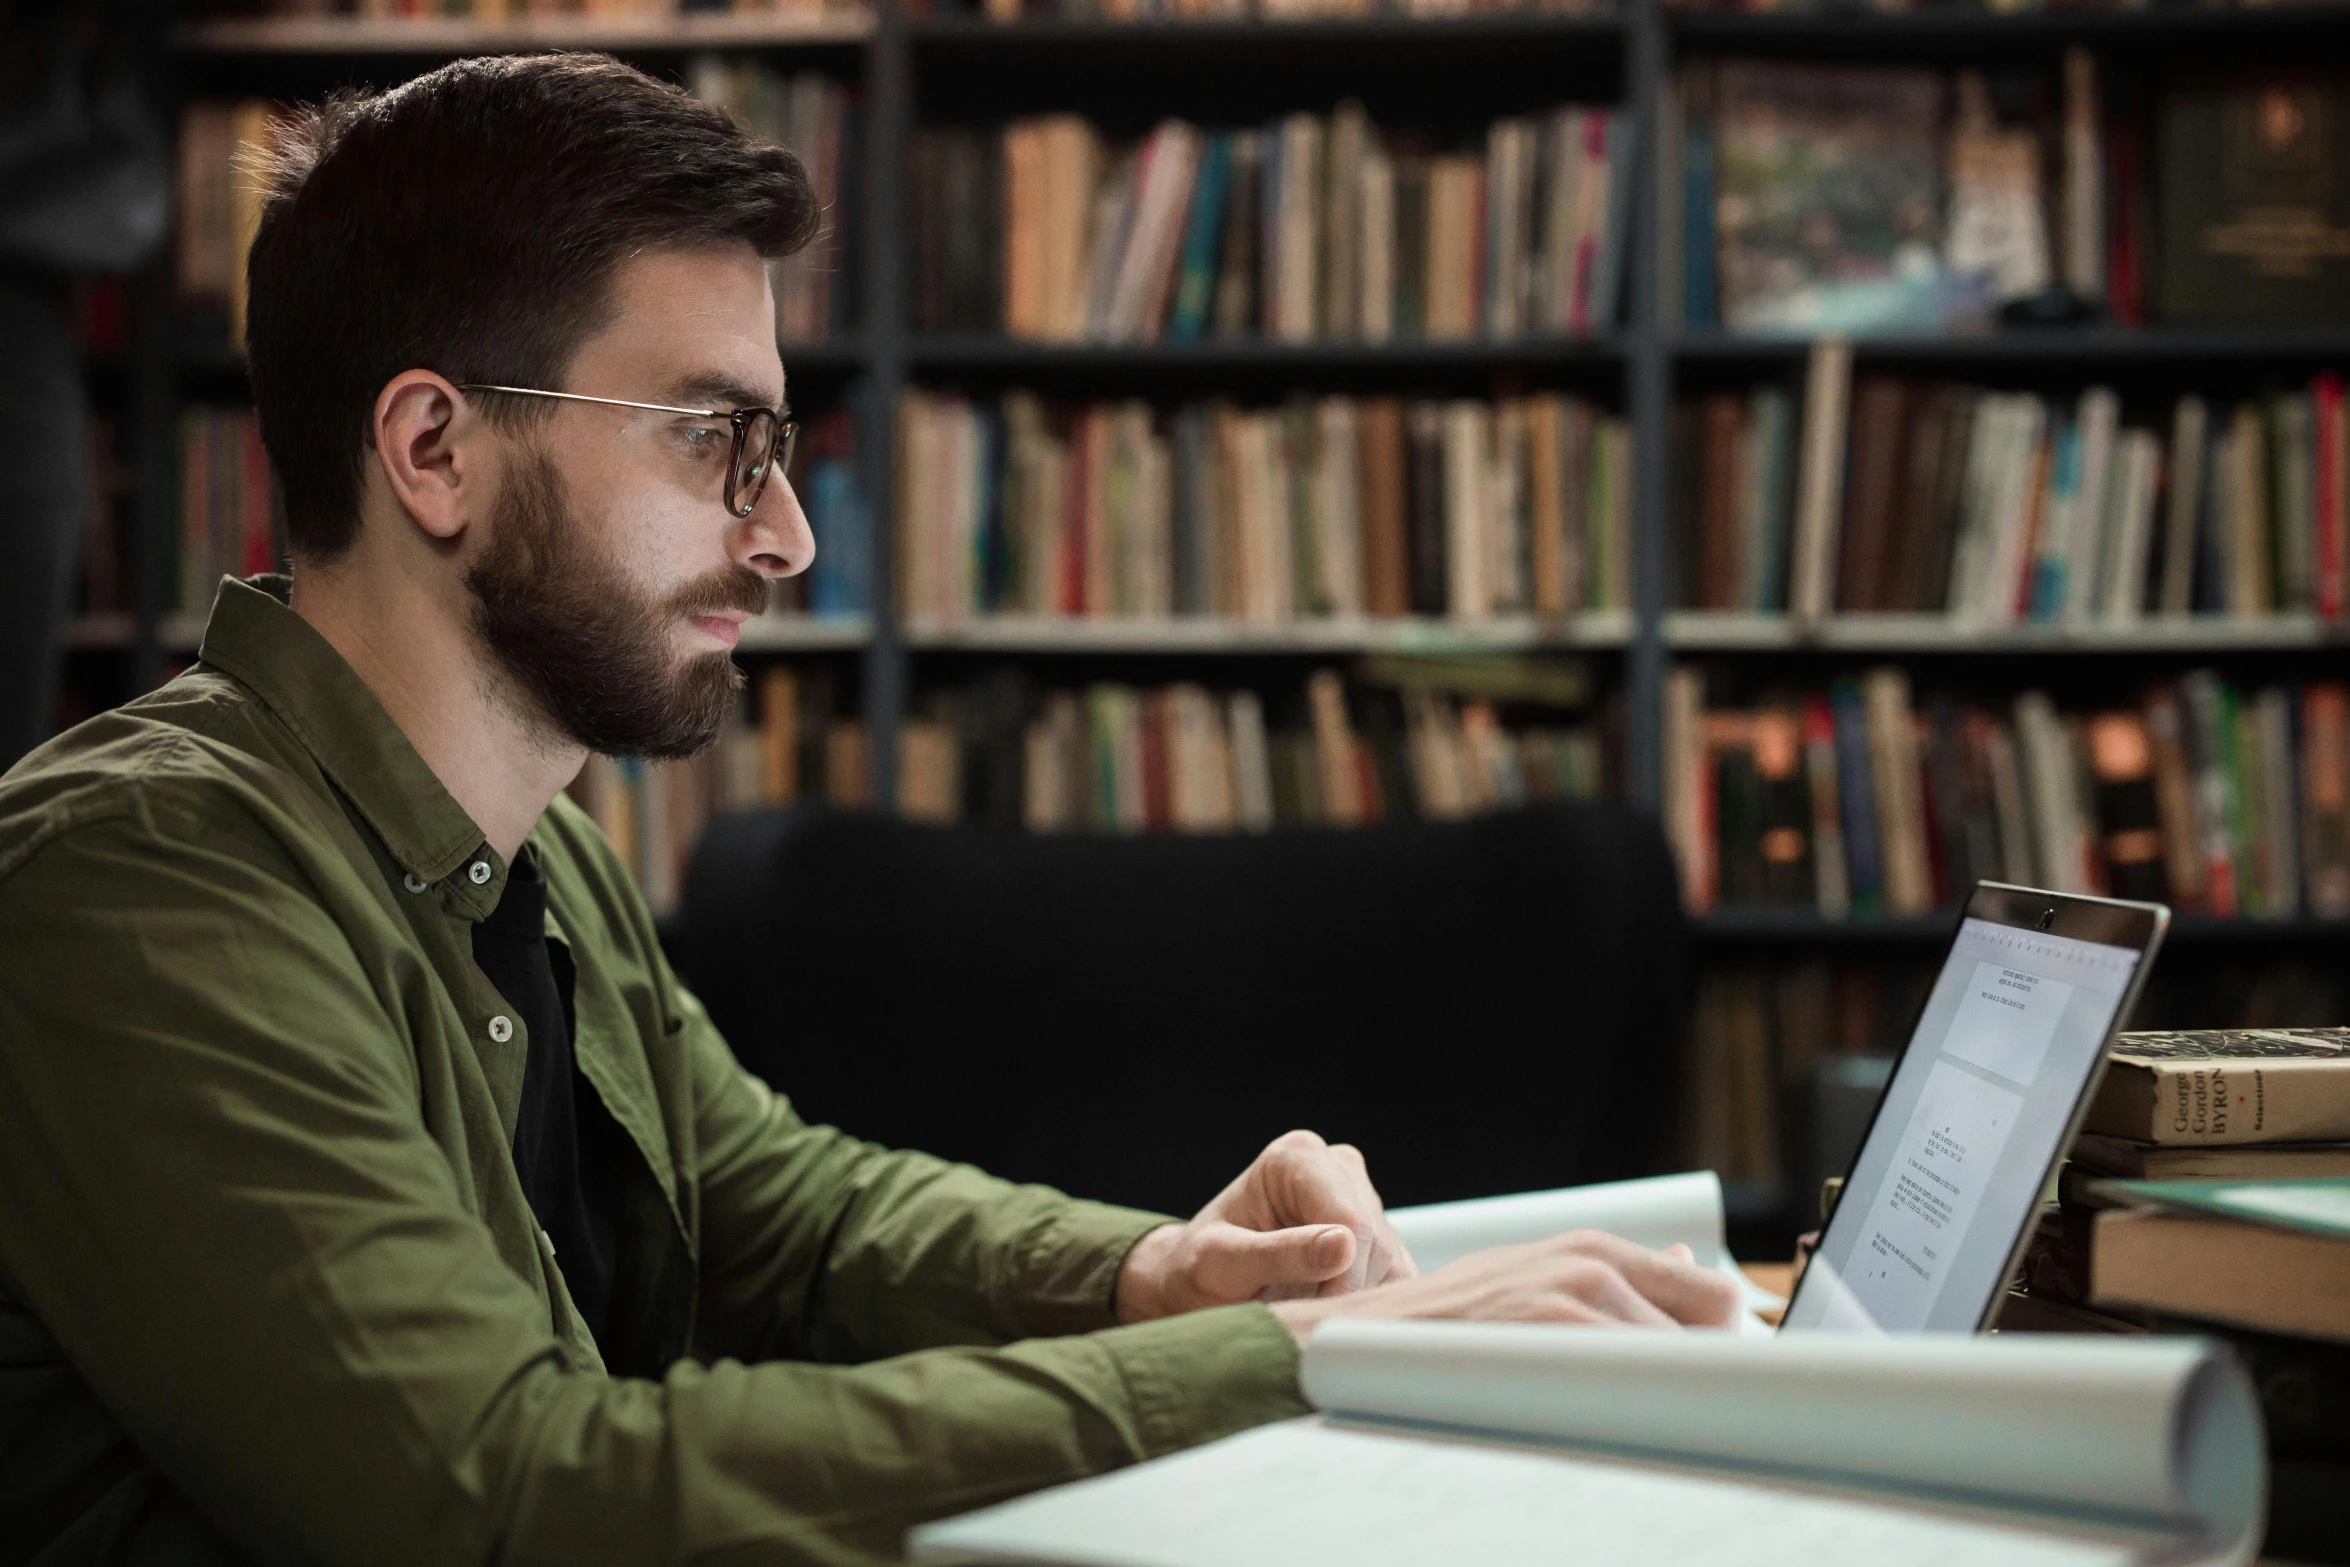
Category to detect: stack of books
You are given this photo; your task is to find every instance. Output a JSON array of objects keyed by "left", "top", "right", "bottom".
[
  {"left": 911, "top": 102, "right": 1633, "bottom": 342},
  {"left": 1679, "top": 346, "right": 2350, "bottom": 624},
  {"left": 2006, "top": 1029, "right": 2350, "bottom": 1562},
  {"left": 896, "top": 390, "right": 1633, "bottom": 628},
  {"left": 1662, "top": 668, "right": 2350, "bottom": 919}
]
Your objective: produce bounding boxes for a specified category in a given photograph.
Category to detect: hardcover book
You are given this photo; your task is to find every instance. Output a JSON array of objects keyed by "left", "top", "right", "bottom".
[{"left": 2158, "top": 69, "right": 2350, "bottom": 325}]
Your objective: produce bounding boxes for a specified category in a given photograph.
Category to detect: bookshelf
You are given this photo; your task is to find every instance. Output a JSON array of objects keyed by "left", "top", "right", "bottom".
[{"left": 75, "top": 0, "right": 2350, "bottom": 1237}]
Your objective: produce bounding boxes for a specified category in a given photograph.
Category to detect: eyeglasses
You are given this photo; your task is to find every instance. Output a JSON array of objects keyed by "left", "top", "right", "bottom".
[{"left": 456, "top": 383, "right": 796, "bottom": 519}]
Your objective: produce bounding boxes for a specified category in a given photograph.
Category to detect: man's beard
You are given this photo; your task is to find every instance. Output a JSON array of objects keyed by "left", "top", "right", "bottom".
[{"left": 466, "top": 448, "right": 769, "bottom": 759}]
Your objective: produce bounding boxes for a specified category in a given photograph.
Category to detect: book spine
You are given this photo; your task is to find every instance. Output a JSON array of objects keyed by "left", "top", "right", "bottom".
[
  {"left": 2093, "top": 1060, "right": 2350, "bottom": 1145},
  {"left": 2316, "top": 373, "right": 2347, "bottom": 621},
  {"left": 1789, "top": 337, "right": 1852, "bottom": 623},
  {"left": 1831, "top": 678, "right": 1882, "bottom": 915}
]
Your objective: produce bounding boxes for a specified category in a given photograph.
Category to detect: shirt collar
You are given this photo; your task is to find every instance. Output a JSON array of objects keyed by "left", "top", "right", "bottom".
[{"left": 196, "top": 575, "right": 508, "bottom": 917}]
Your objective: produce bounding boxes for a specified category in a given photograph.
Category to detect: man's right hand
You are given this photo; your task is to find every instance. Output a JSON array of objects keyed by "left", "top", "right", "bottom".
[{"left": 1265, "top": 1229, "right": 1744, "bottom": 1345}]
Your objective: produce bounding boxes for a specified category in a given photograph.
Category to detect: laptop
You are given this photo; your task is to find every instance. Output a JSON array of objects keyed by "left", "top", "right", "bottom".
[{"left": 1780, "top": 881, "right": 2168, "bottom": 1334}]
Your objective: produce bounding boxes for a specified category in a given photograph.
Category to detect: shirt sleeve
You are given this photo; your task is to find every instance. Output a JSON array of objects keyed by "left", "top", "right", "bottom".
[
  {"left": 0, "top": 796, "right": 1307, "bottom": 1567},
  {"left": 677, "top": 973, "right": 1191, "bottom": 1364}
]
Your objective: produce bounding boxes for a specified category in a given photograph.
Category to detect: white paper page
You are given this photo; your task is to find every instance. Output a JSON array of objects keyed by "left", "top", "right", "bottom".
[
  {"left": 1299, "top": 1321, "right": 2263, "bottom": 1556},
  {"left": 911, "top": 1418, "right": 2156, "bottom": 1567},
  {"left": 1838, "top": 1060, "right": 2024, "bottom": 1328},
  {"left": 1386, "top": 1171, "right": 1782, "bottom": 1318}
]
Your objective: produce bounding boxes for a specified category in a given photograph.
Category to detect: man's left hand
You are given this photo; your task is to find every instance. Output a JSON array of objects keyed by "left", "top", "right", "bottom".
[{"left": 1115, "top": 1130, "right": 1417, "bottom": 1323}]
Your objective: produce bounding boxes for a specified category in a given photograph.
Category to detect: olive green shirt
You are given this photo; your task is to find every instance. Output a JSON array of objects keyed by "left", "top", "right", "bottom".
[{"left": 0, "top": 577, "right": 1307, "bottom": 1567}]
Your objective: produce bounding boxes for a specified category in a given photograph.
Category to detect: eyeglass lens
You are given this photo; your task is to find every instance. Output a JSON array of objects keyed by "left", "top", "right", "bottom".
[{"left": 726, "top": 410, "right": 796, "bottom": 519}]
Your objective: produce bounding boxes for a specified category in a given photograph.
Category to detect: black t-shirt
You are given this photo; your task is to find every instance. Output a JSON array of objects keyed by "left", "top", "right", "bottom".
[{"left": 470, "top": 849, "right": 623, "bottom": 1351}]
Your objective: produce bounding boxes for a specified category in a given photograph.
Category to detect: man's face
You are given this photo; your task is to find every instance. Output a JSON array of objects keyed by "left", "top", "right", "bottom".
[{"left": 465, "top": 244, "right": 812, "bottom": 759}]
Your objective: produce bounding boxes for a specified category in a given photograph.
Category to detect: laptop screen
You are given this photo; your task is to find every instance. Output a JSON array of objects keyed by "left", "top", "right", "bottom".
[{"left": 1781, "top": 914, "right": 2147, "bottom": 1333}]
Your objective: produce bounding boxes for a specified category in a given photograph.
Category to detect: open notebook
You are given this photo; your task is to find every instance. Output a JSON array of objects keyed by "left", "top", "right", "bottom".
[
  {"left": 911, "top": 1173, "right": 2264, "bottom": 1567},
  {"left": 912, "top": 1323, "right": 2263, "bottom": 1567}
]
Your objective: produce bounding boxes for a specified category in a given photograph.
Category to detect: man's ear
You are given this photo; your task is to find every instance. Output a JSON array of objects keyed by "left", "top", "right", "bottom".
[{"left": 371, "top": 371, "right": 482, "bottom": 543}]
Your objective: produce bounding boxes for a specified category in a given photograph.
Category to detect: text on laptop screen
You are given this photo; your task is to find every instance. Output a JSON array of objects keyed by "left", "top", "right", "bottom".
[{"left": 1782, "top": 917, "right": 2143, "bottom": 1333}]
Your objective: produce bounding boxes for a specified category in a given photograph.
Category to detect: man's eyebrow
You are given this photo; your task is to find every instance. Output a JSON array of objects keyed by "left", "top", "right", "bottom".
[{"left": 669, "top": 372, "right": 786, "bottom": 412}]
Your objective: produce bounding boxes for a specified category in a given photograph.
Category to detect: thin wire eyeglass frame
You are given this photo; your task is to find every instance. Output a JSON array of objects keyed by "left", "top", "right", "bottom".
[{"left": 456, "top": 383, "right": 796, "bottom": 519}]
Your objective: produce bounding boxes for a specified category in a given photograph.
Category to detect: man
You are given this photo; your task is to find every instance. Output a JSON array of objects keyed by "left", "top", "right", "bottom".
[{"left": 0, "top": 54, "right": 1736, "bottom": 1567}]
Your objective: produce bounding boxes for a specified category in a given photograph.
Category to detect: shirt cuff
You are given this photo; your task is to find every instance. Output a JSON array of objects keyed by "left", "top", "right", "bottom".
[
  {"left": 1007, "top": 1200, "right": 1176, "bottom": 1339},
  {"left": 1090, "top": 1304, "right": 1311, "bottom": 1459}
]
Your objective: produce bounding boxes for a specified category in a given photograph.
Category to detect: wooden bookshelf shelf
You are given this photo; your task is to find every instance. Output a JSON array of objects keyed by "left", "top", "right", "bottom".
[
  {"left": 906, "top": 335, "right": 1626, "bottom": 374},
  {"left": 737, "top": 613, "right": 871, "bottom": 652},
  {"left": 176, "top": 11, "right": 874, "bottom": 55},
  {"left": 1664, "top": 611, "right": 2347, "bottom": 655},
  {"left": 902, "top": 612, "right": 1635, "bottom": 655},
  {"left": 1696, "top": 909, "right": 2350, "bottom": 943}
]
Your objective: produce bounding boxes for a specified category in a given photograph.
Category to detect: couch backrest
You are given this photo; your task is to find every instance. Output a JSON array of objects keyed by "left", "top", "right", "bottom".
[{"left": 670, "top": 803, "right": 1688, "bottom": 1216}]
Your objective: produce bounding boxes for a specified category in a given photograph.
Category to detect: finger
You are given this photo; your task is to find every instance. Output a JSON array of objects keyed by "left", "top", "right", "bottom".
[
  {"left": 1324, "top": 1143, "right": 1418, "bottom": 1288},
  {"left": 1262, "top": 1136, "right": 1385, "bottom": 1291},
  {"left": 1553, "top": 1258, "right": 1679, "bottom": 1327},
  {"left": 1566, "top": 1233, "right": 1742, "bottom": 1327},
  {"left": 1194, "top": 1221, "right": 1356, "bottom": 1302}
]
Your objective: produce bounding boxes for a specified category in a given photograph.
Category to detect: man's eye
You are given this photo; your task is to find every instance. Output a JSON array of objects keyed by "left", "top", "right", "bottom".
[{"left": 681, "top": 426, "right": 727, "bottom": 457}]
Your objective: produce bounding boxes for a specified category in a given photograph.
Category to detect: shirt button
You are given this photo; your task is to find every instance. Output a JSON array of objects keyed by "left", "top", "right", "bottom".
[
  {"left": 468, "top": 861, "right": 492, "bottom": 885},
  {"left": 488, "top": 1015, "right": 514, "bottom": 1043},
  {"left": 402, "top": 873, "right": 428, "bottom": 893}
]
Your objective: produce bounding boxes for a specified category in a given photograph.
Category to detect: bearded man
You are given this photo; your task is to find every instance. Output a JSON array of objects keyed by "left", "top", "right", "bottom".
[{"left": 0, "top": 53, "right": 1735, "bottom": 1567}]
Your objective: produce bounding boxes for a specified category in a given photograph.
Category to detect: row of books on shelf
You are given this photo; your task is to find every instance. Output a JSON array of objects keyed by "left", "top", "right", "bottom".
[
  {"left": 161, "top": 406, "right": 869, "bottom": 619},
  {"left": 1663, "top": 666, "right": 2350, "bottom": 920},
  {"left": 1684, "top": 347, "right": 2350, "bottom": 623},
  {"left": 912, "top": 103, "right": 1633, "bottom": 343},
  {"left": 1670, "top": 54, "right": 2348, "bottom": 333},
  {"left": 685, "top": 63, "right": 854, "bottom": 343},
  {"left": 576, "top": 659, "right": 1609, "bottom": 909},
  {"left": 177, "top": 407, "right": 280, "bottom": 616},
  {"left": 895, "top": 389, "right": 1633, "bottom": 627},
  {"left": 175, "top": 68, "right": 851, "bottom": 345}
]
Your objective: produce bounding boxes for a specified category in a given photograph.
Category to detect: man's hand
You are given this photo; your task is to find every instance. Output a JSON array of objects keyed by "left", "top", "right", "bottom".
[
  {"left": 1263, "top": 1229, "right": 1744, "bottom": 1345},
  {"left": 1116, "top": 1130, "right": 1416, "bottom": 1323}
]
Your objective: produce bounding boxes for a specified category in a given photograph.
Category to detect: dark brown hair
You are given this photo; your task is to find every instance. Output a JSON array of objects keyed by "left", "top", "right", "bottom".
[{"left": 245, "top": 52, "right": 819, "bottom": 559}]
